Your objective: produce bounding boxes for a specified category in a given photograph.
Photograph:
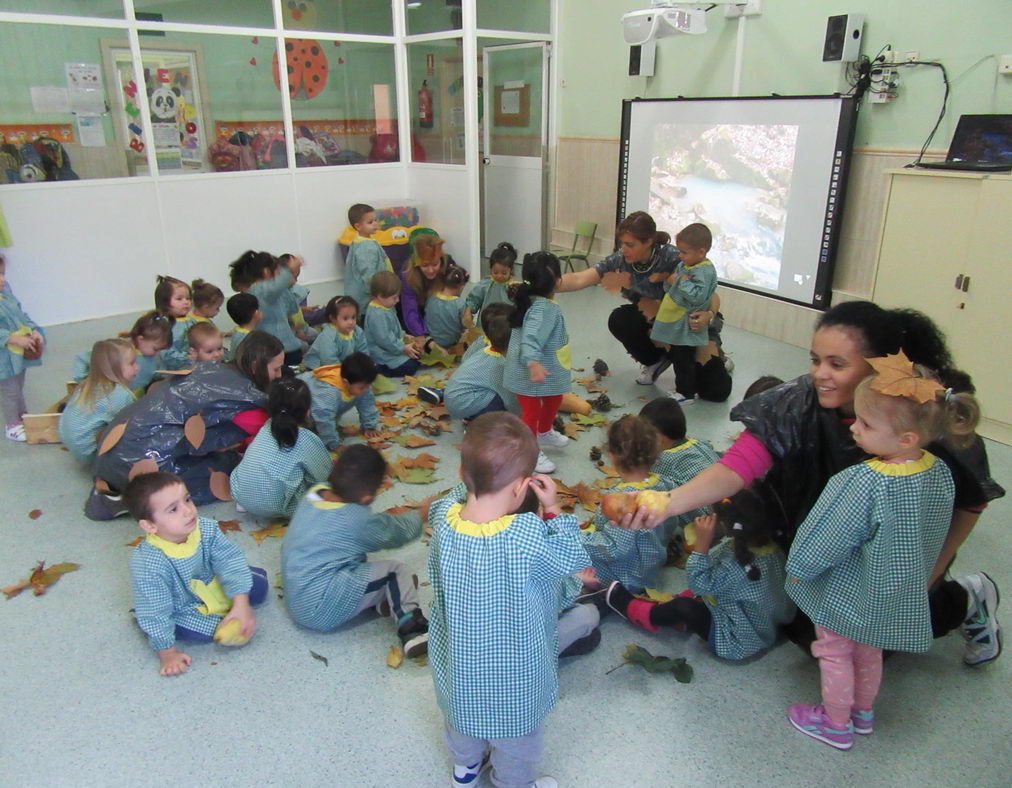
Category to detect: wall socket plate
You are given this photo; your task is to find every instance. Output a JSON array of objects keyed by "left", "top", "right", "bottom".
[{"left": 1000, "top": 54, "right": 1012, "bottom": 74}]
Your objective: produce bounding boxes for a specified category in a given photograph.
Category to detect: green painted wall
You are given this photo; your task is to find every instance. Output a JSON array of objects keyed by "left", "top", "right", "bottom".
[{"left": 558, "top": 0, "right": 1012, "bottom": 148}]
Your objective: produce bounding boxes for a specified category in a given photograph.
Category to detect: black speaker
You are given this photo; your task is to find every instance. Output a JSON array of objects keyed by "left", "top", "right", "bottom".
[
  {"left": 823, "top": 14, "right": 864, "bottom": 62},
  {"left": 629, "top": 40, "right": 655, "bottom": 77}
]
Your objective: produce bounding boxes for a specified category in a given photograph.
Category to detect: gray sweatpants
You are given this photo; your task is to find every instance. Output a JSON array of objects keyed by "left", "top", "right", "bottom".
[
  {"left": 0, "top": 371, "right": 27, "bottom": 425},
  {"left": 351, "top": 559, "right": 420, "bottom": 622},
  {"left": 442, "top": 603, "right": 601, "bottom": 787}
]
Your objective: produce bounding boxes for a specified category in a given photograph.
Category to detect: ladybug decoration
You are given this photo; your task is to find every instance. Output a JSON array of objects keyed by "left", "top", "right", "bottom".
[{"left": 273, "top": 1, "right": 329, "bottom": 100}]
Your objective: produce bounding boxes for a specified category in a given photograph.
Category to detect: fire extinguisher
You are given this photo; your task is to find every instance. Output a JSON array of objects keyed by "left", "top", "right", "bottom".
[{"left": 418, "top": 80, "right": 433, "bottom": 129}]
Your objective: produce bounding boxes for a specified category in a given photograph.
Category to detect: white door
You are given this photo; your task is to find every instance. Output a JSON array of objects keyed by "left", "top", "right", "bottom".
[{"left": 482, "top": 43, "right": 549, "bottom": 258}]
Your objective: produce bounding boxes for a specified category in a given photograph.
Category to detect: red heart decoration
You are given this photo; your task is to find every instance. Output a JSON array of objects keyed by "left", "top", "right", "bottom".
[
  {"left": 186, "top": 122, "right": 197, "bottom": 134},
  {"left": 252, "top": 37, "right": 259, "bottom": 44},
  {"left": 250, "top": 57, "right": 257, "bottom": 66}
]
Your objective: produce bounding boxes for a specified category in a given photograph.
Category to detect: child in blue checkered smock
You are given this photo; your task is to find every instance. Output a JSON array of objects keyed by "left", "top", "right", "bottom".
[
  {"left": 281, "top": 445, "right": 430, "bottom": 658},
  {"left": 125, "top": 472, "right": 268, "bottom": 677},
  {"left": 363, "top": 271, "right": 421, "bottom": 378},
  {"left": 189, "top": 278, "right": 224, "bottom": 328},
  {"left": 303, "top": 296, "right": 369, "bottom": 370},
  {"left": 427, "top": 413, "right": 595, "bottom": 788},
  {"left": 607, "top": 487, "right": 794, "bottom": 662},
  {"left": 343, "top": 204, "right": 393, "bottom": 317},
  {"left": 229, "top": 250, "right": 302, "bottom": 365},
  {"left": 785, "top": 356, "right": 973, "bottom": 751},
  {"left": 230, "top": 377, "right": 331, "bottom": 519},
  {"left": 59, "top": 339, "right": 137, "bottom": 464},
  {"left": 224, "top": 293, "right": 261, "bottom": 364},
  {"left": 425, "top": 264, "right": 469, "bottom": 350},
  {"left": 582, "top": 416, "right": 670, "bottom": 593},
  {"left": 278, "top": 254, "right": 317, "bottom": 348},
  {"left": 464, "top": 241, "right": 516, "bottom": 325},
  {"left": 71, "top": 312, "right": 170, "bottom": 395},
  {"left": 649, "top": 224, "right": 718, "bottom": 402},
  {"left": 503, "top": 252, "right": 571, "bottom": 474},
  {"left": 296, "top": 352, "right": 381, "bottom": 451},
  {"left": 0, "top": 256, "right": 46, "bottom": 441},
  {"left": 153, "top": 275, "right": 195, "bottom": 371}
]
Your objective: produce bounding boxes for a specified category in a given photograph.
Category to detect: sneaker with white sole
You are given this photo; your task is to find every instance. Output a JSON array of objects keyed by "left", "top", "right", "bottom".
[
  {"left": 397, "top": 608, "right": 429, "bottom": 659},
  {"left": 534, "top": 451, "right": 556, "bottom": 474},
  {"left": 956, "top": 572, "right": 1002, "bottom": 666},
  {"left": 636, "top": 357, "right": 671, "bottom": 385},
  {"left": 788, "top": 704, "right": 854, "bottom": 750},
  {"left": 5, "top": 422, "right": 26, "bottom": 442},
  {"left": 851, "top": 708, "right": 874, "bottom": 735},
  {"left": 666, "top": 392, "right": 697, "bottom": 405},
  {"left": 451, "top": 756, "right": 489, "bottom": 787},
  {"left": 418, "top": 386, "right": 444, "bottom": 405},
  {"left": 537, "top": 429, "right": 568, "bottom": 448}
]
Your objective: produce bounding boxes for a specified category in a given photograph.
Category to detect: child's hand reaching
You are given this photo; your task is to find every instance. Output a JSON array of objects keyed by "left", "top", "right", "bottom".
[
  {"left": 527, "top": 361, "right": 548, "bottom": 384},
  {"left": 157, "top": 646, "right": 192, "bottom": 677},
  {"left": 691, "top": 513, "right": 718, "bottom": 553},
  {"left": 418, "top": 495, "right": 438, "bottom": 525},
  {"left": 528, "top": 474, "right": 559, "bottom": 515},
  {"left": 576, "top": 566, "right": 600, "bottom": 589},
  {"left": 403, "top": 341, "right": 421, "bottom": 360}
]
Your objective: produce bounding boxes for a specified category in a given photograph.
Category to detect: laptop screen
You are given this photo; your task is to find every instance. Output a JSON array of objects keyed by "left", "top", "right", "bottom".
[{"left": 948, "top": 114, "right": 1012, "bottom": 164}]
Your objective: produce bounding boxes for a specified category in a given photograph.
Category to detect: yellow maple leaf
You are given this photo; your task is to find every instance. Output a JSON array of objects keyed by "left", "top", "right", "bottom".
[
  {"left": 250, "top": 521, "right": 287, "bottom": 545},
  {"left": 867, "top": 350, "right": 944, "bottom": 404},
  {"left": 386, "top": 645, "right": 404, "bottom": 669}
]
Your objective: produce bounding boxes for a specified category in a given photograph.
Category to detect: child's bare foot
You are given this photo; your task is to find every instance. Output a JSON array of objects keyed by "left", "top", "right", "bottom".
[{"left": 158, "top": 646, "right": 192, "bottom": 676}]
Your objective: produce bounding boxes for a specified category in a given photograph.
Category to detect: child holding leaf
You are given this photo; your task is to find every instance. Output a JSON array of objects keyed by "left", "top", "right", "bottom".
[
  {"left": 125, "top": 472, "right": 268, "bottom": 677},
  {"left": 296, "top": 352, "right": 381, "bottom": 451},
  {"left": 281, "top": 445, "right": 431, "bottom": 658}
]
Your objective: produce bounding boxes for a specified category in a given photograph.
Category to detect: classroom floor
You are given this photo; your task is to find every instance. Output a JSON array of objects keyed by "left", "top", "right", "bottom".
[{"left": 2, "top": 284, "right": 1009, "bottom": 788}]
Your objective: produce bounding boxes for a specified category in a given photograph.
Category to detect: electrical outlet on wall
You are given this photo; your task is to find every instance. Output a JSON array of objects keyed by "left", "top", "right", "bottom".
[{"left": 999, "top": 54, "right": 1012, "bottom": 75}]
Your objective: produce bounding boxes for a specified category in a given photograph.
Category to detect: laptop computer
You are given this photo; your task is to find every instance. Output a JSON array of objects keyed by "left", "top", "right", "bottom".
[{"left": 915, "top": 114, "right": 1012, "bottom": 172}]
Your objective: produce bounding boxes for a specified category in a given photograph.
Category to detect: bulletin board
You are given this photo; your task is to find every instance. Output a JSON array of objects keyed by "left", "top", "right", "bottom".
[{"left": 493, "top": 83, "right": 530, "bottom": 127}]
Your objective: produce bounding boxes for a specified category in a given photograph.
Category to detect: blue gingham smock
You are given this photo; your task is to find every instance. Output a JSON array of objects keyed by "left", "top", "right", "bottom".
[
  {"left": 425, "top": 293, "right": 467, "bottom": 348},
  {"left": 787, "top": 453, "right": 954, "bottom": 652},
  {"left": 0, "top": 288, "right": 44, "bottom": 379},
  {"left": 650, "top": 260, "right": 717, "bottom": 347},
  {"left": 250, "top": 267, "right": 301, "bottom": 353},
  {"left": 58, "top": 384, "right": 135, "bottom": 464},
  {"left": 364, "top": 301, "right": 411, "bottom": 369},
  {"left": 444, "top": 346, "right": 518, "bottom": 421},
  {"left": 653, "top": 437, "right": 721, "bottom": 532},
  {"left": 297, "top": 368, "right": 379, "bottom": 450},
  {"left": 344, "top": 237, "right": 392, "bottom": 316},
  {"left": 159, "top": 315, "right": 197, "bottom": 371},
  {"left": 303, "top": 324, "right": 370, "bottom": 369},
  {"left": 225, "top": 327, "right": 251, "bottom": 363},
  {"left": 130, "top": 518, "right": 253, "bottom": 651},
  {"left": 582, "top": 474, "right": 671, "bottom": 592},
  {"left": 427, "top": 491, "right": 591, "bottom": 739},
  {"left": 503, "top": 297, "right": 571, "bottom": 398},
  {"left": 465, "top": 277, "right": 515, "bottom": 315},
  {"left": 72, "top": 349, "right": 160, "bottom": 393},
  {"left": 281, "top": 487, "right": 422, "bottom": 631},
  {"left": 229, "top": 423, "right": 332, "bottom": 518},
  {"left": 687, "top": 539, "right": 794, "bottom": 661}
]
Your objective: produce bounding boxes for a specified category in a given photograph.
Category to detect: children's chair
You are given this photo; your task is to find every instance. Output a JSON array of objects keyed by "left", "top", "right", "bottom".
[{"left": 553, "top": 220, "right": 597, "bottom": 272}]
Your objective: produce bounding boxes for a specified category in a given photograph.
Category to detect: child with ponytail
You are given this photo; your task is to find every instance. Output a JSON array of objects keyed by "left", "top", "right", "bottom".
[
  {"left": 229, "top": 377, "right": 332, "bottom": 519},
  {"left": 72, "top": 312, "right": 171, "bottom": 395},
  {"left": 153, "top": 275, "right": 194, "bottom": 371},
  {"left": 503, "top": 251, "right": 571, "bottom": 474},
  {"left": 59, "top": 339, "right": 138, "bottom": 463},
  {"left": 784, "top": 350, "right": 977, "bottom": 750},
  {"left": 605, "top": 486, "right": 794, "bottom": 662},
  {"left": 464, "top": 240, "right": 517, "bottom": 323},
  {"left": 425, "top": 263, "right": 470, "bottom": 350}
]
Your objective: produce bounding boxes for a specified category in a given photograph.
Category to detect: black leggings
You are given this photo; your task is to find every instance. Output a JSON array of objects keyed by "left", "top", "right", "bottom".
[{"left": 649, "top": 596, "right": 713, "bottom": 641}]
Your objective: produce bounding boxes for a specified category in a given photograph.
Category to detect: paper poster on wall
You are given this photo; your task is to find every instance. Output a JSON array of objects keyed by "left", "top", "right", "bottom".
[
  {"left": 30, "top": 87, "right": 70, "bottom": 114},
  {"left": 65, "top": 63, "right": 106, "bottom": 114},
  {"left": 500, "top": 90, "right": 520, "bottom": 116},
  {"left": 76, "top": 114, "right": 106, "bottom": 147}
]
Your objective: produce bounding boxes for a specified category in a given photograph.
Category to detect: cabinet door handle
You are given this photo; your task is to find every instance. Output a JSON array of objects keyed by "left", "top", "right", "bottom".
[
  {"left": 954, "top": 274, "right": 964, "bottom": 290},
  {"left": 961, "top": 276, "right": 970, "bottom": 292}
]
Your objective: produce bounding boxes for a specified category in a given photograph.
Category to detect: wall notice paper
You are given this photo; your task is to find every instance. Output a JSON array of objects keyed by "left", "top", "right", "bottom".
[
  {"left": 76, "top": 114, "right": 106, "bottom": 147},
  {"left": 153, "top": 123, "right": 180, "bottom": 148},
  {"left": 500, "top": 89, "right": 521, "bottom": 116},
  {"left": 30, "top": 87, "right": 70, "bottom": 114},
  {"left": 65, "top": 63, "right": 106, "bottom": 114}
]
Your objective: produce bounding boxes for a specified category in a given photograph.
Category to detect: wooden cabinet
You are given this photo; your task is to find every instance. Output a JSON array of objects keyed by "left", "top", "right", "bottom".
[{"left": 873, "top": 169, "right": 1012, "bottom": 444}]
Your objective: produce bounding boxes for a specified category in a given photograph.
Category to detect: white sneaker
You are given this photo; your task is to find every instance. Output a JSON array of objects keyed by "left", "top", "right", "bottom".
[
  {"left": 5, "top": 422, "right": 26, "bottom": 442},
  {"left": 534, "top": 778, "right": 558, "bottom": 788},
  {"left": 636, "top": 358, "right": 671, "bottom": 385},
  {"left": 666, "top": 391, "right": 697, "bottom": 405},
  {"left": 957, "top": 572, "right": 1002, "bottom": 666},
  {"left": 534, "top": 451, "right": 556, "bottom": 474},
  {"left": 537, "top": 429, "right": 568, "bottom": 448}
]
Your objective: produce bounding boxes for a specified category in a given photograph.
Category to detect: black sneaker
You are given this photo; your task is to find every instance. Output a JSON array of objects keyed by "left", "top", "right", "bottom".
[
  {"left": 84, "top": 487, "right": 129, "bottom": 521},
  {"left": 559, "top": 627, "right": 601, "bottom": 659},
  {"left": 418, "top": 386, "right": 444, "bottom": 405},
  {"left": 604, "top": 581, "right": 635, "bottom": 619},
  {"left": 575, "top": 587, "right": 610, "bottom": 617},
  {"left": 398, "top": 608, "right": 429, "bottom": 659}
]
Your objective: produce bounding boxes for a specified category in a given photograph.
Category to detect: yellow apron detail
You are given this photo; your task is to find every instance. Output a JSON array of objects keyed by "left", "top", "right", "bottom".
[
  {"left": 655, "top": 294, "right": 686, "bottom": 325},
  {"left": 189, "top": 577, "right": 232, "bottom": 616},
  {"left": 6, "top": 325, "right": 30, "bottom": 356},
  {"left": 555, "top": 343, "right": 572, "bottom": 370}
]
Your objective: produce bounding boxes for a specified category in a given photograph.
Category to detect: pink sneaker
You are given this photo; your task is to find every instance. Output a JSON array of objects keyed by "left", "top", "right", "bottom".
[
  {"left": 851, "top": 708, "right": 874, "bottom": 735},
  {"left": 788, "top": 704, "right": 854, "bottom": 750}
]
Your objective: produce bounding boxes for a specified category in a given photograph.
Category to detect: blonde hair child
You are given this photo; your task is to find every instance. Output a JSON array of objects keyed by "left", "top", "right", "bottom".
[{"left": 59, "top": 339, "right": 138, "bottom": 463}]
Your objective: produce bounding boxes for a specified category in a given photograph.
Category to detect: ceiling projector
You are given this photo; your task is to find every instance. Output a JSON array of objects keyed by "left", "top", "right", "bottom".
[{"left": 621, "top": 3, "right": 716, "bottom": 45}]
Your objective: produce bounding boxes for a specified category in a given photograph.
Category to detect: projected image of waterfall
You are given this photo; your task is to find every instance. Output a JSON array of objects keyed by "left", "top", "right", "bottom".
[{"left": 649, "top": 124, "right": 799, "bottom": 291}]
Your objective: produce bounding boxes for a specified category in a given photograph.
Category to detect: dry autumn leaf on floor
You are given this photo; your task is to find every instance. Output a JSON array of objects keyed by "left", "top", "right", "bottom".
[
  {"left": 3, "top": 561, "right": 81, "bottom": 599},
  {"left": 386, "top": 645, "right": 404, "bottom": 669},
  {"left": 383, "top": 498, "right": 421, "bottom": 516},
  {"left": 388, "top": 433, "right": 436, "bottom": 449},
  {"left": 28, "top": 509, "right": 42, "bottom": 520},
  {"left": 575, "top": 376, "right": 607, "bottom": 394},
  {"left": 125, "top": 536, "right": 143, "bottom": 547},
  {"left": 249, "top": 521, "right": 287, "bottom": 545},
  {"left": 570, "top": 482, "right": 601, "bottom": 512},
  {"left": 622, "top": 644, "right": 693, "bottom": 683},
  {"left": 218, "top": 520, "right": 242, "bottom": 534},
  {"left": 572, "top": 412, "right": 609, "bottom": 427},
  {"left": 600, "top": 270, "right": 632, "bottom": 294},
  {"left": 562, "top": 422, "right": 586, "bottom": 439},
  {"left": 371, "top": 374, "right": 398, "bottom": 395},
  {"left": 389, "top": 453, "right": 440, "bottom": 484},
  {"left": 419, "top": 345, "right": 457, "bottom": 368},
  {"left": 310, "top": 650, "right": 329, "bottom": 667}
]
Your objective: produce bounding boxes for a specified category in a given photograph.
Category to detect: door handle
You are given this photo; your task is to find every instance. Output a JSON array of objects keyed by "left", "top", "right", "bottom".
[
  {"left": 961, "top": 276, "right": 970, "bottom": 292},
  {"left": 482, "top": 156, "right": 491, "bottom": 165},
  {"left": 954, "top": 274, "right": 964, "bottom": 290}
]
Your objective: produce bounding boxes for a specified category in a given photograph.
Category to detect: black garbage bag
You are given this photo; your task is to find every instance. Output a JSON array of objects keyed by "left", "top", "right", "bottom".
[{"left": 93, "top": 363, "right": 267, "bottom": 504}]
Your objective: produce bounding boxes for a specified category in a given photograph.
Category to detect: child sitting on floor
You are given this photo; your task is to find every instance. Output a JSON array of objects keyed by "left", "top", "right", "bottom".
[
  {"left": 425, "top": 263, "right": 469, "bottom": 351},
  {"left": 297, "top": 351, "right": 381, "bottom": 451},
  {"left": 230, "top": 377, "right": 332, "bottom": 519},
  {"left": 364, "top": 271, "right": 421, "bottom": 378},
  {"left": 187, "top": 321, "right": 225, "bottom": 365},
  {"left": 303, "top": 295, "right": 369, "bottom": 370},
  {"left": 189, "top": 279, "right": 225, "bottom": 325},
  {"left": 225, "top": 293, "right": 261, "bottom": 362},
  {"left": 281, "top": 444, "right": 430, "bottom": 657},
  {"left": 126, "top": 472, "right": 268, "bottom": 677},
  {"left": 59, "top": 339, "right": 137, "bottom": 464},
  {"left": 153, "top": 275, "right": 194, "bottom": 371},
  {"left": 72, "top": 311, "right": 171, "bottom": 394},
  {"left": 464, "top": 240, "right": 516, "bottom": 325},
  {"left": 427, "top": 412, "right": 594, "bottom": 788},
  {"left": 418, "top": 302, "right": 517, "bottom": 422},
  {"left": 229, "top": 250, "right": 302, "bottom": 367},
  {"left": 581, "top": 415, "right": 669, "bottom": 593},
  {"left": 605, "top": 487, "right": 794, "bottom": 662}
]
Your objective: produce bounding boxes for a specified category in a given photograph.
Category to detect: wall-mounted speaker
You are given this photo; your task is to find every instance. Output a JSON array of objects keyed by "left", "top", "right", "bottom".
[
  {"left": 629, "top": 39, "right": 656, "bottom": 77},
  {"left": 822, "top": 14, "right": 864, "bottom": 63}
]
